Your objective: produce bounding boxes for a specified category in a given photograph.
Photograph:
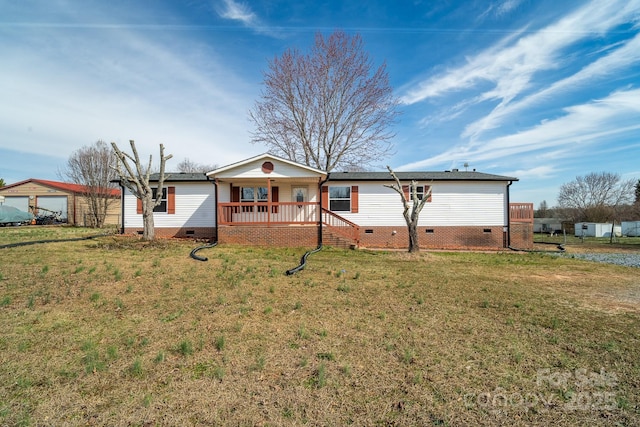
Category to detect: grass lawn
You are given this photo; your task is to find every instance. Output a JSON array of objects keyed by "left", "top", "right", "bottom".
[{"left": 0, "top": 227, "right": 639, "bottom": 426}]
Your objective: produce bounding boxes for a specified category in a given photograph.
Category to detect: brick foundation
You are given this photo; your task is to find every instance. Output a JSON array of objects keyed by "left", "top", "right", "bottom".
[
  {"left": 509, "top": 222, "right": 534, "bottom": 250},
  {"left": 123, "top": 227, "right": 216, "bottom": 240},
  {"left": 123, "top": 223, "right": 532, "bottom": 250},
  {"left": 357, "top": 225, "right": 508, "bottom": 250},
  {"left": 217, "top": 225, "right": 319, "bottom": 247}
]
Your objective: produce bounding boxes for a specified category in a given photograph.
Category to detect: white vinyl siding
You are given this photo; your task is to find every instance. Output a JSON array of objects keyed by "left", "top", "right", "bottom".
[
  {"left": 214, "top": 158, "right": 324, "bottom": 180},
  {"left": 123, "top": 183, "right": 215, "bottom": 228},
  {"left": 330, "top": 181, "right": 507, "bottom": 227}
]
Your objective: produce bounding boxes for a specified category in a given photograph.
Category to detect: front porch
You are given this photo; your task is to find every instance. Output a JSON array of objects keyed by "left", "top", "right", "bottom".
[
  {"left": 218, "top": 202, "right": 318, "bottom": 225},
  {"left": 217, "top": 201, "right": 360, "bottom": 248}
]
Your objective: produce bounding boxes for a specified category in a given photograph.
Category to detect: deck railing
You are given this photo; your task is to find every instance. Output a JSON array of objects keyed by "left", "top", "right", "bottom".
[
  {"left": 321, "top": 208, "right": 360, "bottom": 244},
  {"left": 218, "top": 202, "right": 318, "bottom": 225},
  {"left": 510, "top": 203, "right": 534, "bottom": 223}
]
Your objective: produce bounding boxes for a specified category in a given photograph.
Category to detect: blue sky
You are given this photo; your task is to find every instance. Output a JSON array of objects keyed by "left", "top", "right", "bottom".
[{"left": 1, "top": 0, "right": 639, "bottom": 207}]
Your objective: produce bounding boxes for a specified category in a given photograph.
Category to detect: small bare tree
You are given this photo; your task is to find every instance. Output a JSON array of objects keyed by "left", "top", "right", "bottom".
[
  {"left": 111, "top": 140, "right": 173, "bottom": 241},
  {"left": 61, "top": 140, "right": 118, "bottom": 228},
  {"left": 250, "top": 30, "right": 399, "bottom": 172},
  {"left": 177, "top": 158, "right": 218, "bottom": 173},
  {"left": 557, "top": 172, "right": 635, "bottom": 223},
  {"left": 384, "top": 166, "right": 432, "bottom": 253}
]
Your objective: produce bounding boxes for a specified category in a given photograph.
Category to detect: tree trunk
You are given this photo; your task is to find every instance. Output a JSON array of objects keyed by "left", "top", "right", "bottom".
[
  {"left": 141, "top": 196, "right": 155, "bottom": 241},
  {"left": 408, "top": 222, "right": 420, "bottom": 253}
]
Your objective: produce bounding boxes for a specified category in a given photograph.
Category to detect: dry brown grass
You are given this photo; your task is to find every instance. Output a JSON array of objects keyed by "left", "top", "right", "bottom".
[{"left": 0, "top": 230, "right": 638, "bottom": 426}]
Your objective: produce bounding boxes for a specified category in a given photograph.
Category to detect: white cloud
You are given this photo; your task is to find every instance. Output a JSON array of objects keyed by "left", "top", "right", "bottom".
[
  {"left": 501, "top": 165, "right": 558, "bottom": 180},
  {"left": 478, "top": 0, "right": 524, "bottom": 21},
  {"left": 218, "top": 0, "right": 258, "bottom": 27},
  {"left": 0, "top": 10, "right": 261, "bottom": 169},
  {"left": 400, "top": 0, "right": 640, "bottom": 111},
  {"left": 462, "top": 32, "right": 640, "bottom": 139},
  {"left": 398, "top": 88, "right": 640, "bottom": 171}
]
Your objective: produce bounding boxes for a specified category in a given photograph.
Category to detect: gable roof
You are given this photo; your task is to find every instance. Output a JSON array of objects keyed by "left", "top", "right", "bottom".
[
  {"left": 1, "top": 178, "right": 121, "bottom": 196},
  {"left": 328, "top": 170, "right": 518, "bottom": 182},
  {"left": 207, "top": 153, "right": 326, "bottom": 177}
]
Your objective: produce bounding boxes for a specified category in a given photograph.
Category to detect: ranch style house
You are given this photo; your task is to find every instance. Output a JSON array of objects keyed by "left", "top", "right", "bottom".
[{"left": 116, "top": 153, "right": 533, "bottom": 250}]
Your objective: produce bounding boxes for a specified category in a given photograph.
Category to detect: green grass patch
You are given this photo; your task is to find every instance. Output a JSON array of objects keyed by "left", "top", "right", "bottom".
[{"left": 0, "top": 228, "right": 637, "bottom": 426}]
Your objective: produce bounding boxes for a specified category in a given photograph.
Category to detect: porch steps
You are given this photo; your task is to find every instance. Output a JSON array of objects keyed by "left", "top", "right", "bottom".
[{"left": 322, "top": 228, "right": 357, "bottom": 250}]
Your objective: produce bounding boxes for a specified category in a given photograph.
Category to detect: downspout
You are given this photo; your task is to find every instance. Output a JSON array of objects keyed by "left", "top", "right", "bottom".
[
  {"left": 119, "top": 181, "right": 125, "bottom": 234},
  {"left": 212, "top": 177, "right": 218, "bottom": 243},
  {"left": 284, "top": 173, "right": 329, "bottom": 275},
  {"left": 318, "top": 174, "right": 330, "bottom": 247},
  {"left": 506, "top": 180, "right": 512, "bottom": 248},
  {"left": 189, "top": 175, "right": 219, "bottom": 261}
]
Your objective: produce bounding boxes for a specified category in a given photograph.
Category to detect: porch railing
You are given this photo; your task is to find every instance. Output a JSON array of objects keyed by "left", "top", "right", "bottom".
[
  {"left": 218, "top": 202, "right": 318, "bottom": 225},
  {"left": 321, "top": 208, "right": 360, "bottom": 244},
  {"left": 510, "top": 203, "right": 534, "bottom": 223}
]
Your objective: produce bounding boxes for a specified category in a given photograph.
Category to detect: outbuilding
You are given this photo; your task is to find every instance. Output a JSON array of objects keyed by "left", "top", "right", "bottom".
[
  {"left": 621, "top": 221, "right": 640, "bottom": 237},
  {"left": 0, "top": 179, "right": 121, "bottom": 226},
  {"left": 574, "top": 222, "right": 622, "bottom": 238}
]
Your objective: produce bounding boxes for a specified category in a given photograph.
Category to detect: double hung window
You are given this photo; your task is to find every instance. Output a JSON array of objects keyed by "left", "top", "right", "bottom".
[{"left": 329, "top": 186, "right": 351, "bottom": 212}]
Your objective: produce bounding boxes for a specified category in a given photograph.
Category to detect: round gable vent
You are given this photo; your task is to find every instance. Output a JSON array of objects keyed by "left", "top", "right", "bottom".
[{"left": 262, "top": 161, "right": 274, "bottom": 174}]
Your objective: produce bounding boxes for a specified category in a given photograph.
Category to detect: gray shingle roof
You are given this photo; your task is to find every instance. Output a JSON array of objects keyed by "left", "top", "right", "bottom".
[
  {"left": 115, "top": 172, "right": 210, "bottom": 183},
  {"left": 328, "top": 171, "right": 518, "bottom": 182},
  {"left": 160, "top": 172, "right": 210, "bottom": 182}
]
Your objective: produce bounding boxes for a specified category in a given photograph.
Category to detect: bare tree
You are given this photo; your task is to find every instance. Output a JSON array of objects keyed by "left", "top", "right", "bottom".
[
  {"left": 249, "top": 30, "right": 399, "bottom": 172},
  {"left": 177, "top": 158, "right": 218, "bottom": 174},
  {"left": 61, "top": 140, "right": 118, "bottom": 228},
  {"left": 384, "top": 166, "right": 432, "bottom": 253},
  {"left": 557, "top": 172, "right": 635, "bottom": 223},
  {"left": 111, "top": 140, "right": 173, "bottom": 241}
]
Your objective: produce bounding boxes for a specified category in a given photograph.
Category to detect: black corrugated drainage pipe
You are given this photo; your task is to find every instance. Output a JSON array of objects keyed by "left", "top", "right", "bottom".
[
  {"left": 190, "top": 241, "right": 218, "bottom": 261},
  {"left": 190, "top": 175, "right": 219, "bottom": 262},
  {"left": 0, "top": 233, "right": 107, "bottom": 249},
  {"left": 284, "top": 175, "right": 330, "bottom": 275},
  {"left": 285, "top": 245, "right": 323, "bottom": 275}
]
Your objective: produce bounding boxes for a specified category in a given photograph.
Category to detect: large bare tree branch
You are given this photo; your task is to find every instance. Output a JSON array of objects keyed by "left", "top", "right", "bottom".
[
  {"left": 60, "top": 140, "right": 118, "bottom": 228},
  {"left": 384, "top": 166, "right": 432, "bottom": 252},
  {"left": 111, "top": 140, "right": 173, "bottom": 241},
  {"left": 557, "top": 172, "right": 635, "bottom": 222},
  {"left": 250, "top": 30, "right": 399, "bottom": 172}
]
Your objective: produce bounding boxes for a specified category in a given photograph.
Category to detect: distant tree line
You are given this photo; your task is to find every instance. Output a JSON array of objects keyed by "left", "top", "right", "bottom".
[{"left": 535, "top": 172, "right": 640, "bottom": 223}]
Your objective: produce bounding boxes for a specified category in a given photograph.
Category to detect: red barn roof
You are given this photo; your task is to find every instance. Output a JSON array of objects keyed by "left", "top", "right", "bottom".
[{"left": 1, "top": 178, "right": 120, "bottom": 197}]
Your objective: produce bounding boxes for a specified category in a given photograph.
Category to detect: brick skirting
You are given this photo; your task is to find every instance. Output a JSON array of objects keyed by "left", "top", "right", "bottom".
[
  {"left": 123, "top": 227, "right": 216, "bottom": 240},
  {"left": 357, "top": 225, "right": 509, "bottom": 250},
  {"left": 218, "top": 225, "right": 319, "bottom": 247},
  {"left": 123, "top": 223, "right": 533, "bottom": 250}
]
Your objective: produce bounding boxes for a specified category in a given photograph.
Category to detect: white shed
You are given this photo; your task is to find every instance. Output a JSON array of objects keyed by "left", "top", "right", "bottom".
[
  {"left": 574, "top": 222, "right": 621, "bottom": 238},
  {"left": 621, "top": 221, "right": 640, "bottom": 237}
]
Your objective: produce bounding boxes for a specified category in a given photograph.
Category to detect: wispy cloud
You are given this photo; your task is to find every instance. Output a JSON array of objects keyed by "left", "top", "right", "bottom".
[
  {"left": 478, "top": 0, "right": 524, "bottom": 21},
  {"left": 218, "top": 0, "right": 258, "bottom": 27},
  {"left": 398, "top": 88, "right": 640, "bottom": 170},
  {"left": 461, "top": 32, "right": 640, "bottom": 139},
  {"left": 0, "top": 4, "right": 260, "bottom": 167},
  {"left": 400, "top": 0, "right": 640, "bottom": 110},
  {"left": 502, "top": 165, "right": 558, "bottom": 180}
]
